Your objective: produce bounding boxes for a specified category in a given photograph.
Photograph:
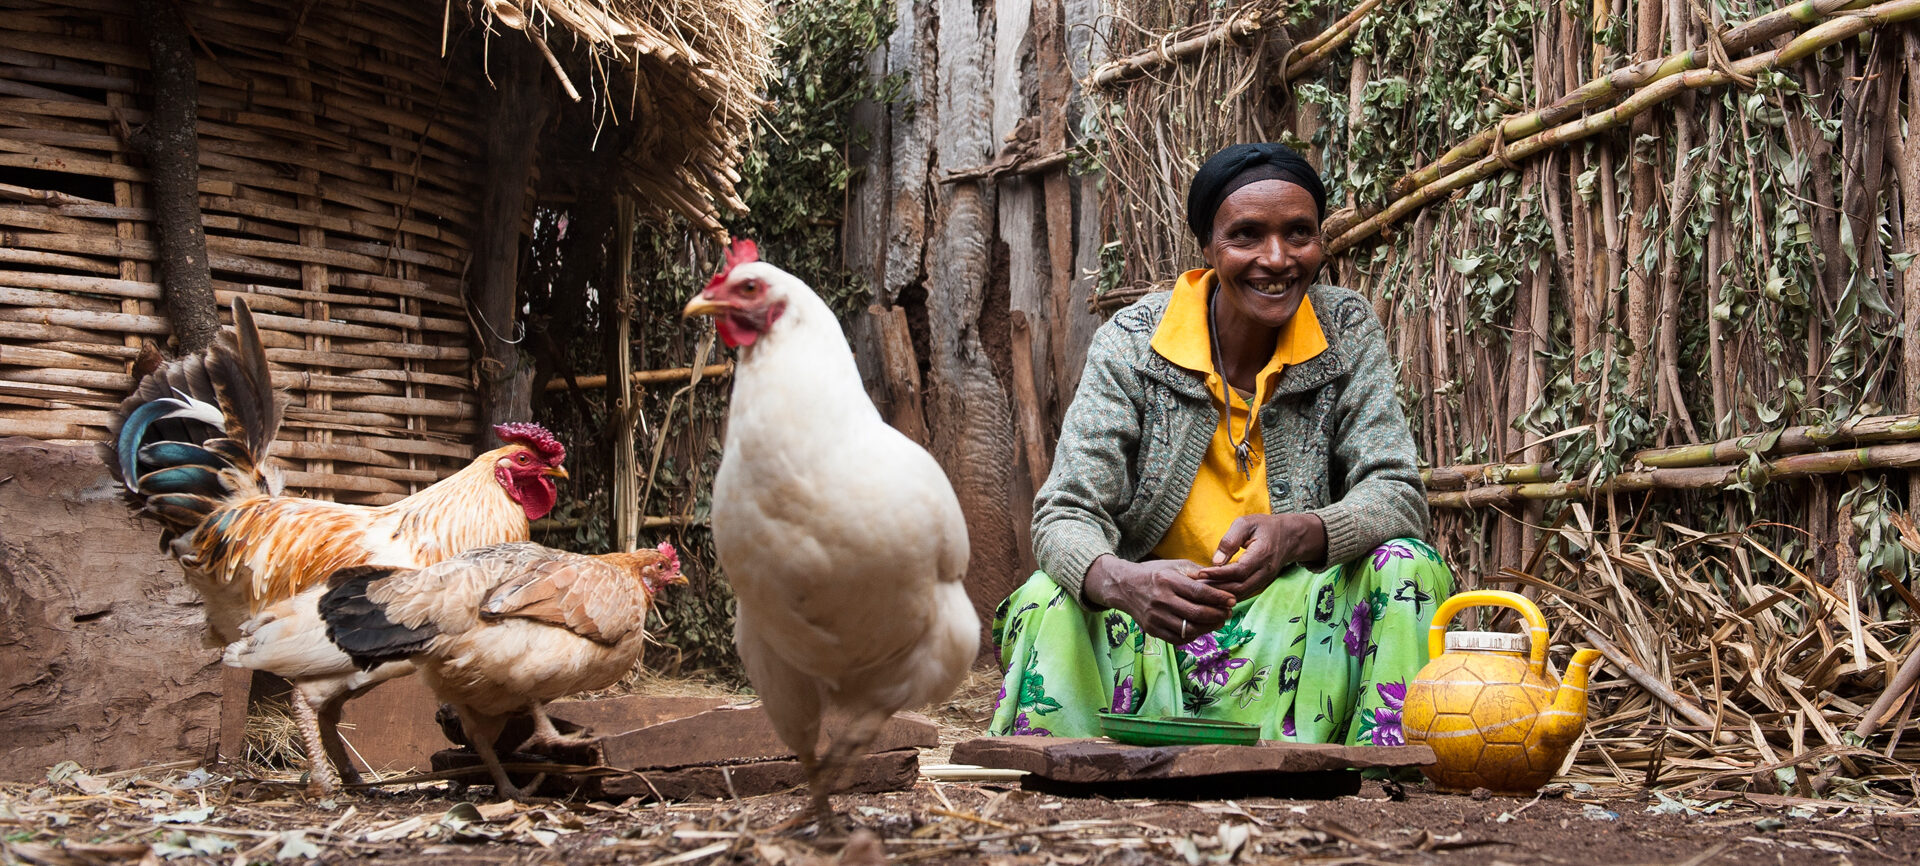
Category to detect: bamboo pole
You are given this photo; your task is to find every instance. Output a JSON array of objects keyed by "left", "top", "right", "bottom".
[
  {"left": 1325, "top": 0, "right": 1920, "bottom": 254},
  {"left": 540, "top": 362, "right": 734, "bottom": 391},
  {"left": 1322, "top": 0, "right": 1877, "bottom": 239},
  {"left": 1283, "top": 0, "right": 1388, "bottom": 80},
  {"left": 1429, "top": 441, "right": 1920, "bottom": 507},
  {"left": 613, "top": 197, "right": 638, "bottom": 554},
  {"left": 1087, "top": 11, "right": 1265, "bottom": 88},
  {"left": 1636, "top": 414, "right": 1920, "bottom": 467}
]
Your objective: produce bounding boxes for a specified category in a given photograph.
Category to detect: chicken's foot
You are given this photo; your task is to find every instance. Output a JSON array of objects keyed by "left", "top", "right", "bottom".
[
  {"left": 457, "top": 706, "right": 546, "bottom": 802},
  {"left": 287, "top": 691, "right": 341, "bottom": 796},
  {"left": 521, "top": 704, "right": 595, "bottom": 750}
]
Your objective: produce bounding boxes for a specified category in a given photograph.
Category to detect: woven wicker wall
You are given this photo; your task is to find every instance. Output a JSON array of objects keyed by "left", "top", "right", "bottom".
[{"left": 0, "top": 0, "right": 489, "bottom": 504}]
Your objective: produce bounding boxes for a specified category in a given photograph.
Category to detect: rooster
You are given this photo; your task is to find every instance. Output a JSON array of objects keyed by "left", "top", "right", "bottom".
[
  {"left": 104, "top": 297, "right": 569, "bottom": 793},
  {"left": 315, "top": 541, "right": 685, "bottom": 800},
  {"left": 683, "top": 240, "right": 979, "bottom": 823}
]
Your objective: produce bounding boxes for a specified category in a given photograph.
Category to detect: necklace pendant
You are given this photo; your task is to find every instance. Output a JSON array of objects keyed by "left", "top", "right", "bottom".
[{"left": 1234, "top": 442, "right": 1251, "bottom": 479}]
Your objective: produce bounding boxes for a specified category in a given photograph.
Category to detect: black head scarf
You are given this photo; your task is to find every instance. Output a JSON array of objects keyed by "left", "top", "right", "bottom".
[{"left": 1186, "top": 143, "right": 1327, "bottom": 244}]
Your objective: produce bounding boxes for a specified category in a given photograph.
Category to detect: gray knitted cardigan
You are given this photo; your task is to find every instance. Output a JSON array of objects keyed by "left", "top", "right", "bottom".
[{"left": 1032, "top": 283, "right": 1430, "bottom": 605}]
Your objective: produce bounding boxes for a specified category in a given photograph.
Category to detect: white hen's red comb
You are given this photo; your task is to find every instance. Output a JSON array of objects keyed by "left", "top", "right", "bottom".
[{"left": 704, "top": 239, "right": 760, "bottom": 291}]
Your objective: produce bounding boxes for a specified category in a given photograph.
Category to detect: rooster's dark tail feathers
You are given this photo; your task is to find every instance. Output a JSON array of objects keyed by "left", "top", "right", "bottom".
[{"left": 101, "top": 297, "right": 285, "bottom": 539}]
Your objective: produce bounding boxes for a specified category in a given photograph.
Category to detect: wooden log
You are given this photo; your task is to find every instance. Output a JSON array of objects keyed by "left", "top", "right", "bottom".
[
  {"left": 133, "top": 0, "right": 217, "bottom": 352},
  {"left": 474, "top": 38, "right": 550, "bottom": 445},
  {"left": 940, "top": 149, "right": 1069, "bottom": 184}
]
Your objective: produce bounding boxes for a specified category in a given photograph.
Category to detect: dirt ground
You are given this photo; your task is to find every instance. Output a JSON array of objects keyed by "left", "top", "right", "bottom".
[
  {"left": 7, "top": 675, "right": 1915, "bottom": 866},
  {"left": 7, "top": 757, "right": 1919, "bottom": 866}
]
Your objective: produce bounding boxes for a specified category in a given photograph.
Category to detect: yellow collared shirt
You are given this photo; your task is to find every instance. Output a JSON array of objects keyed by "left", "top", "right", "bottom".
[{"left": 1147, "top": 269, "right": 1328, "bottom": 566}]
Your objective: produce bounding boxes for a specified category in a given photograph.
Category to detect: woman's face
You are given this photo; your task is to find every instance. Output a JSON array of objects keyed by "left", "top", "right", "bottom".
[{"left": 1201, "top": 179, "right": 1324, "bottom": 330}]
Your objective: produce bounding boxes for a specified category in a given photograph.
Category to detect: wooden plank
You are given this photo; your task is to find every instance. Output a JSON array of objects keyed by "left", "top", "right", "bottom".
[
  {"left": 950, "top": 736, "right": 1435, "bottom": 782},
  {"left": 596, "top": 705, "right": 939, "bottom": 771}
]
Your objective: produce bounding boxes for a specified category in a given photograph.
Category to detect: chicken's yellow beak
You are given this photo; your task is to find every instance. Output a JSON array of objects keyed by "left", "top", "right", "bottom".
[
  {"left": 683, "top": 295, "right": 730, "bottom": 318},
  {"left": 543, "top": 465, "right": 570, "bottom": 480}
]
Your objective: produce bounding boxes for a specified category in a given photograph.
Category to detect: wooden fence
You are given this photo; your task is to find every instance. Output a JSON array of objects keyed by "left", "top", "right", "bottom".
[{"left": 1, "top": 0, "right": 487, "bottom": 502}]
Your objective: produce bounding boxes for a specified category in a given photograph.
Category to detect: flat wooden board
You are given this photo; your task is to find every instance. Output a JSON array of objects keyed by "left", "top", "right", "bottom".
[
  {"left": 586, "top": 704, "right": 938, "bottom": 771},
  {"left": 951, "top": 737, "right": 1435, "bottom": 783}
]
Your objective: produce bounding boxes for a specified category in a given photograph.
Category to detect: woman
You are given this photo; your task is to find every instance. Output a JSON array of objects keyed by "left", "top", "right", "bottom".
[{"left": 989, "top": 143, "right": 1454, "bottom": 746}]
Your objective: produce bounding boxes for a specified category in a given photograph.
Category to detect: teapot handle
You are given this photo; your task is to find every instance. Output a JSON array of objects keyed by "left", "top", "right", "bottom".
[{"left": 1427, "top": 589, "right": 1548, "bottom": 680}]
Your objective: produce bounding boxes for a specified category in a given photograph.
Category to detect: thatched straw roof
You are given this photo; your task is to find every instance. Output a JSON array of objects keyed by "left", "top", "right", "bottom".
[{"left": 474, "top": 0, "right": 773, "bottom": 234}]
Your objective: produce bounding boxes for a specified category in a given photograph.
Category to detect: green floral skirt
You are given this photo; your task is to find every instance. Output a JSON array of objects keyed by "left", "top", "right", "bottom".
[{"left": 989, "top": 539, "right": 1454, "bottom": 746}]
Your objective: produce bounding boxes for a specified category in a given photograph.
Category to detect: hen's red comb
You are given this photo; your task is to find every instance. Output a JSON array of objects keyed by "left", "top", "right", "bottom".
[
  {"left": 654, "top": 541, "right": 680, "bottom": 573},
  {"left": 704, "top": 238, "right": 760, "bottom": 291},
  {"left": 493, "top": 422, "right": 566, "bottom": 464}
]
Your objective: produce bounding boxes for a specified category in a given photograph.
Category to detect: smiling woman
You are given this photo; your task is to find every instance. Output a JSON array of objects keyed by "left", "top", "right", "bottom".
[{"left": 988, "top": 143, "right": 1456, "bottom": 747}]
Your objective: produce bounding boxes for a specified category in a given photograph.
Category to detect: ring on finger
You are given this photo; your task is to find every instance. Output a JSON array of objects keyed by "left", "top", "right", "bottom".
[{"left": 1180, "top": 618, "right": 1189, "bottom": 642}]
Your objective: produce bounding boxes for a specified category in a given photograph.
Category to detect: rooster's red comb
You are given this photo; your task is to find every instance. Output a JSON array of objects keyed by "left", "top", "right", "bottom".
[
  {"left": 493, "top": 422, "right": 566, "bottom": 464},
  {"left": 704, "top": 239, "right": 760, "bottom": 291}
]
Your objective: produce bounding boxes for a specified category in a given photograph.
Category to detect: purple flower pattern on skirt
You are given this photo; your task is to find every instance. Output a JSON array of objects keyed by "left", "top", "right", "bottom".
[
  {"left": 1370, "top": 682, "right": 1407, "bottom": 746},
  {"left": 1343, "top": 600, "right": 1374, "bottom": 656},
  {"left": 1183, "top": 633, "right": 1249, "bottom": 686},
  {"left": 1371, "top": 541, "right": 1416, "bottom": 572},
  {"left": 1111, "top": 675, "right": 1136, "bottom": 713},
  {"left": 1010, "top": 711, "right": 1052, "bottom": 737}
]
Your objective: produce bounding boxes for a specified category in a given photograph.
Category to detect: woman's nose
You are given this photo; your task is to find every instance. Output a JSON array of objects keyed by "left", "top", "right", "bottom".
[{"left": 1258, "top": 235, "right": 1292, "bottom": 270}]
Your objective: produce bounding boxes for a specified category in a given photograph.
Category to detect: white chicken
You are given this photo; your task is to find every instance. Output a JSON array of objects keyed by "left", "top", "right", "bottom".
[{"left": 683, "top": 240, "right": 979, "bottom": 822}]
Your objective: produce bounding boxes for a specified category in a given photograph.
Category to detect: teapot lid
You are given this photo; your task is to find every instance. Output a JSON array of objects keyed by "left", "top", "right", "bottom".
[{"left": 1445, "top": 630, "right": 1528, "bottom": 652}]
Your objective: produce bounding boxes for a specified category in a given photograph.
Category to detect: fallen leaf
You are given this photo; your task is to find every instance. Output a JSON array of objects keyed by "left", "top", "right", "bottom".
[
  {"left": 275, "top": 831, "right": 321, "bottom": 861},
  {"left": 152, "top": 806, "right": 213, "bottom": 824}
]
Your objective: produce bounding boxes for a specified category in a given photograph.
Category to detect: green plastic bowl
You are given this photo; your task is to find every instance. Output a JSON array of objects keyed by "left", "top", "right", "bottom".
[{"left": 1097, "top": 712, "right": 1262, "bottom": 746}]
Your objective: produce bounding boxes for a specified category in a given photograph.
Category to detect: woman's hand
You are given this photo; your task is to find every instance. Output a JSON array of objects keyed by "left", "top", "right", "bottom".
[
  {"left": 1083, "top": 555, "right": 1235, "bottom": 644},
  {"left": 1195, "top": 513, "right": 1327, "bottom": 601}
]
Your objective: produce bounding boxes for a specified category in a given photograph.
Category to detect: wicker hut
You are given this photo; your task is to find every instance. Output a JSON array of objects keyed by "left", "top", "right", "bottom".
[{"left": 0, "top": 0, "right": 769, "bottom": 503}]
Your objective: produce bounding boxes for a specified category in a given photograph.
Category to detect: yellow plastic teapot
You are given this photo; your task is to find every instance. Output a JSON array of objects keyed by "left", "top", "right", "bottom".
[{"left": 1402, "top": 589, "right": 1603, "bottom": 796}]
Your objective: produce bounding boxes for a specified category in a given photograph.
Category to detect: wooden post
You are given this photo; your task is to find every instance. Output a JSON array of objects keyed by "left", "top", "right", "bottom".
[
  {"left": 1010, "top": 312, "right": 1052, "bottom": 491},
  {"left": 870, "top": 304, "right": 930, "bottom": 446},
  {"left": 613, "top": 198, "right": 640, "bottom": 553},
  {"left": 474, "top": 38, "right": 552, "bottom": 444},
  {"left": 133, "top": 0, "right": 218, "bottom": 353},
  {"left": 1905, "top": 30, "right": 1920, "bottom": 510}
]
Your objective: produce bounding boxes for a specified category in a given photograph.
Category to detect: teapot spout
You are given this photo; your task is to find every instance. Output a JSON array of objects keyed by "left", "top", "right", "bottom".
[{"left": 1550, "top": 648, "right": 1605, "bottom": 719}]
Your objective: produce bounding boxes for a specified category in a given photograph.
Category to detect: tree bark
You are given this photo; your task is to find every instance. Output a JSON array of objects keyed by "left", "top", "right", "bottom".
[
  {"left": 474, "top": 38, "right": 551, "bottom": 445},
  {"left": 134, "top": 0, "right": 218, "bottom": 354},
  {"left": 926, "top": 0, "right": 1023, "bottom": 627}
]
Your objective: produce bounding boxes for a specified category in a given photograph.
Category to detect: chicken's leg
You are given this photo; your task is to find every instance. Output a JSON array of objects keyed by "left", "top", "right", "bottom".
[
  {"left": 811, "top": 709, "right": 891, "bottom": 827},
  {"left": 286, "top": 690, "right": 341, "bottom": 795},
  {"left": 455, "top": 705, "right": 545, "bottom": 802},
  {"left": 314, "top": 693, "right": 365, "bottom": 787}
]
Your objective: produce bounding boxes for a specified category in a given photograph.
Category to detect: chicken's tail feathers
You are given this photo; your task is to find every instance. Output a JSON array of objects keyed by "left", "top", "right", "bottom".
[
  {"left": 103, "top": 297, "right": 286, "bottom": 537},
  {"left": 318, "top": 565, "right": 439, "bottom": 670}
]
